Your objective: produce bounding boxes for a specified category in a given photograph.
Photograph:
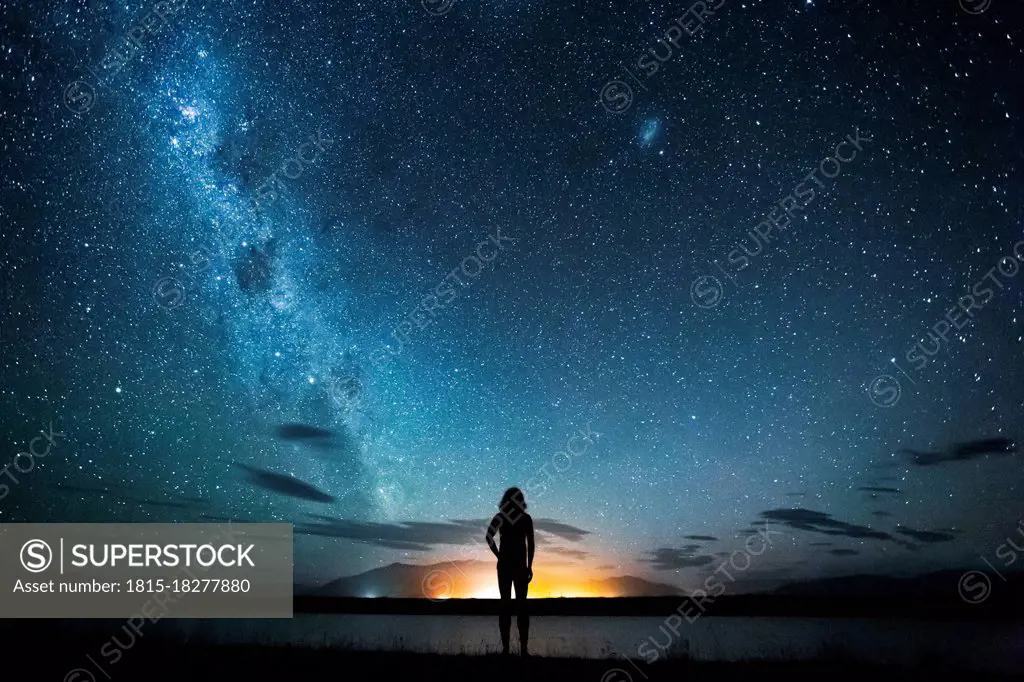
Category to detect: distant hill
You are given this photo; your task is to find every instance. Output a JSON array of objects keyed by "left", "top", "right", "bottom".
[
  {"left": 772, "top": 568, "right": 1024, "bottom": 598},
  {"left": 302, "top": 562, "right": 1024, "bottom": 601},
  {"left": 595, "top": 574, "right": 684, "bottom": 597},
  {"left": 305, "top": 560, "right": 683, "bottom": 598},
  {"left": 293, "top": 565, "right": 1023, "bottom": 620},
  {"left": 309, "top": 560, "right": 485, "bottom": 598}
]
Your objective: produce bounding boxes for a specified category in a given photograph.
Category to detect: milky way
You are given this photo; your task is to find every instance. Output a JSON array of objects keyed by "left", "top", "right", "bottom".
[{"left": 1, "top": 0, "right": 1023, "bottom": 590}]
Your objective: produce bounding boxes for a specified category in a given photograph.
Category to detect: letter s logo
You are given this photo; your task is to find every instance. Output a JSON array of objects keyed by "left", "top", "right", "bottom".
[
  {"left": 152, "top": 276, "right": 185, "bottom": 310},
  {"left": 21, "top": 539, "right": 52, "bottom": 573}
]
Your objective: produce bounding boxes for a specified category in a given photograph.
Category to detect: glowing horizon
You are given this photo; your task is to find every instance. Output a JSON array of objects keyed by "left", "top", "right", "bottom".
[{"left": 419, "top": 563, "right": 626, "bottom": 599}]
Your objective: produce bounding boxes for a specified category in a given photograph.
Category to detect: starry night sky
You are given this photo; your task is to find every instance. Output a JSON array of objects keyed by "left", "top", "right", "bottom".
[{"left": 1, "top": 0, "right": 1023, "bottom": 592}]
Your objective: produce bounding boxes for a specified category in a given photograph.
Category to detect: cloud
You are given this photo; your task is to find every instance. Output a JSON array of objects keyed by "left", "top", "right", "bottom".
[
  {"left": 683, "top": 534, "right": 718, "bottom": 541},
  {"left": 275, "top": 422, "right": 358, "bottom": 457},
  {"left": 895, "top": 526, "right": 958, "bottom": 543},
  {"left": 277, "top": 423, "right": 334, "bottom": 440},
  {"left": 900, "top": 437, "right": 1017, "bottom": 467},
  {"left": 857, "top": 486, "right": 902, "bottom": 495},
  {"left": 292, "top": 516, "right": 591, "bottom": 551},
  {"left": 534, "top": 518, "right": 591, "bottom": 542},
  {"left": 295, "top": 516, "right": 480, "bottom": 550},
  {"left": 757, "top": 508, "right": 893, "bottom": 541},
  {"left": 233, "top": 462, "right": 335, "bottom": 503},
  {"left": 827, "top": 549, "right": 859, "bottom": 556},
  {"left": 644, "top": 546, "right": 715, "bottom": 570},
  {"left": 736, "top": 526, "right": 778, "bottom": 537},
  {"left": 545, "top": 546, "right": 590, "bottom": 560}
]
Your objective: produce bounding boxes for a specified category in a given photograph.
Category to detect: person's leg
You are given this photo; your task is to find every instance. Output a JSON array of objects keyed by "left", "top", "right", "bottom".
[
  {"left": 514, "top": 571, "right": 530, "bottom": 655},
  {"left": 497, "top": 564, "right": 512, "bottom": 653}
]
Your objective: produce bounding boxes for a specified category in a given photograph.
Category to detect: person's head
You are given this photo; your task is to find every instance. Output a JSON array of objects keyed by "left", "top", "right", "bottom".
[{"left": 499, "top": 486, "right": 526, "bottom": 517}]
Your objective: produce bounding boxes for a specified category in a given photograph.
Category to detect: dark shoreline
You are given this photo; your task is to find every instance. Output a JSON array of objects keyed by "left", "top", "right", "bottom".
[
  {"left": 24, "top": 640, "right": 1019, "bottom": 682},
  {"left": 292, "top": 595, "right": 1021, "bottom": 621},
  {"left": 4, "top": 613, "right": 1018, "bottom": 681}
]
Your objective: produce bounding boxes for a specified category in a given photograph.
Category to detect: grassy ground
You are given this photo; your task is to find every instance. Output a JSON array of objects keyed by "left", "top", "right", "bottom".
[{"left": 28, "top": 639, "right": 1016, "bottom": 682}]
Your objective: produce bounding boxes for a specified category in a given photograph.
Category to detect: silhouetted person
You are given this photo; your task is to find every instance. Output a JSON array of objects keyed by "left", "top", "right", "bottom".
[{"left": 486, "top": 486, "right": 535, "bottom": 656}]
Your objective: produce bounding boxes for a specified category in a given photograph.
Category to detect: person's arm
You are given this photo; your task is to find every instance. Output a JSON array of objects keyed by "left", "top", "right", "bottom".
[
  {"left": 485, "top": 515, "right": 501, "bottom": 560},
  {"left": 526, "top": 515, "right": 535, "bottom": 581}
]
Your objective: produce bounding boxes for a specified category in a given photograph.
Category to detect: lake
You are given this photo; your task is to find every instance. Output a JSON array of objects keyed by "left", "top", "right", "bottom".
[{"left": 53, "top": 614, "right": 1024, "bottom": 675}]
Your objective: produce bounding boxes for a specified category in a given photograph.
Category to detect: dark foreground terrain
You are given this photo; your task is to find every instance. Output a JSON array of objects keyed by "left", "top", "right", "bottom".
[{"left": 11, "top": 636, "right": 1018, "bottom": 682}]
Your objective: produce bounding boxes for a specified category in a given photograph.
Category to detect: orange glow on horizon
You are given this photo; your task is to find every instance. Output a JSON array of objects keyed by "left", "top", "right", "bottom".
[
  {"left": 421, "top": 563, "right": 622, "bottom": 599},
  {"left": 456, "top": 581, "right": 617, "bottom": 599}
]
